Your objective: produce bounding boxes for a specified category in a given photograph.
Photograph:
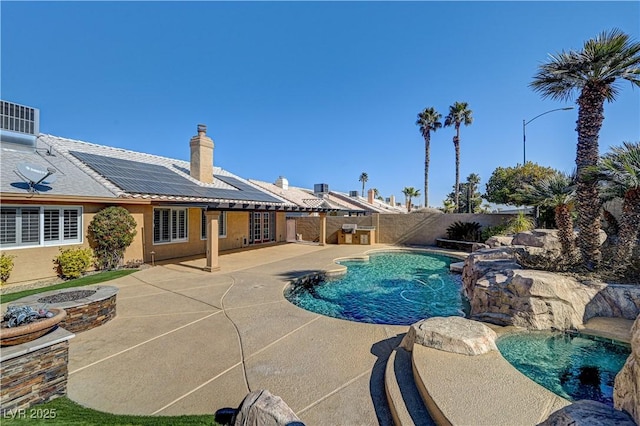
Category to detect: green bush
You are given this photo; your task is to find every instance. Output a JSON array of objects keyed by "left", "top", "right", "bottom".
[
  {"left": 446, "top": 221, "right": 482, "bottom": 242},
  {"left": 88, "top": 206, "right": 137, "bottom": 270},
  {"left": 506, "top": 212, "right": 535, "bottom": 234},
  {"left": 1, "top": 253, "right": 16, "bottom": 285},
  {"left": 55, "top": 247, "right": 93, "bottom": 279},
  {"left": 480, "top": 223, "right": 510, "bottom": 242}
]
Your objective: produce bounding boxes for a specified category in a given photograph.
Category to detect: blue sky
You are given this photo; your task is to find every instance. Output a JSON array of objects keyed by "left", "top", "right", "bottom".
[{"left": 2, "top": 1, "right": 639, "bottom": 208}]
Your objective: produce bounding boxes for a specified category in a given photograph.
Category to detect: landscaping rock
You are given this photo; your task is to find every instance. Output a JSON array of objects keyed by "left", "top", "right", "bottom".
[
  {"left": 400, "top": 316, "right": 498, "bottom": 355},
  {"left": 512, "top": 229, "right": 606, "bottom": 251},
  {"left": 538, "top": 400, "right": 636, "bottom": 426},
  {"left": 234, "top": 390, "right": 302, "bottom": 426},
  {"left": 471, "top": 242, "right": 490, "bottom": 251},
  {"left": 485, "top": 235, "right": 513, "bottom": 248},
  {"left": 614, "top": 315, "right": 640, "bottom": 425},
  {"left": 462, "top": 248, "right": 640, "bottom": 330}
]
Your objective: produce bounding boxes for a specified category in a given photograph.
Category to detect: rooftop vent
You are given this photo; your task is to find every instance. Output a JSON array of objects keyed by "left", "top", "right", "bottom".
[
  {"left": 349, "top": 190, "right": 359, "bottom": 197},
  {"left": 314, "top": 183, "right": 329, "bottom": 194},
  {"left": 0, "top": 100, "right": 39, "bottom": 150}
]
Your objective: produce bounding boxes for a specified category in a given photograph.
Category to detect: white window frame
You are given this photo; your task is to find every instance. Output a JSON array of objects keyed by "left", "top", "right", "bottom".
[
  {"left": 0, "top": 205, "right": 83, "bottom": 249},
  {"left": 153, "top": 207, "right": 188, "bottom": 244},
  {"left": 201, "top": 210, "right": 227, "bottom": 240}
]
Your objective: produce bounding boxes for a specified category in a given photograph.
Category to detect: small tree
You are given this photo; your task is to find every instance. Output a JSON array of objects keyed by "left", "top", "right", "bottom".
[
  {"left": 89, "top": 206, "right": 137, "bottom": 270},
  {"left": 0, "top": 253, "right": 16, "bottom": 285}
]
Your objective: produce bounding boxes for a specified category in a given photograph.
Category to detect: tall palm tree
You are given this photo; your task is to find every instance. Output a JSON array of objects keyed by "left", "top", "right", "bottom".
[
  {"left": 402, "top": 187, "right": 420, "bottom": 212},
  {"left": 372, "top": 188, "right": 380, "bottom": 199},
  {"left": 444, "top": 102, "right": 473, "bottom": 213},
  {"left": 523, "top": 172, "right": 579, "bottom": 265},
  {"left": 416, "top": 107, "right": 442, "bottom": 208},
  {"left": 530, "top": 29, "right": 640, "bottom": 270},
  {"left": 594, "top": 141, "right": 640, "bottom": 271},
  {"left": 359, "top": 172, "right": 368, "bottom": 197}
]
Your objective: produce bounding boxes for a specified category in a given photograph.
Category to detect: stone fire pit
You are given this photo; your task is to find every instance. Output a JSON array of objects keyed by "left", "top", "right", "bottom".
[{"left": 13, "top": 286, "right": 118, "bottom": 333}]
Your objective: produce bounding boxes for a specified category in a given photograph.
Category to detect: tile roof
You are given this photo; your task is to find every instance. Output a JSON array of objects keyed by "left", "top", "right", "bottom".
[{"left": 43, "top": 134, "right": 295, "bottom": 205}]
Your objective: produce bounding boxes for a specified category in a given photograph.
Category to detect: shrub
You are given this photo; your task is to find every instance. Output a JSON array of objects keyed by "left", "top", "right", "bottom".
[
  {"left": 480, "top": 223, "right": 510, "bottom": 242},
  {"left": 1, "top": 253, "right": 16, "bottom": 285},
  {"left": 446, "top": 221, "right": 481, "bottom": 242},
  {"left": 55, "top": 247, "right": 94, "bottom": 279},
  {"left": 88, "top": 206, "right": 137, "bottom": 270},
  {"left": 506, "top": 212, "right": 535, "bottom": 234}
]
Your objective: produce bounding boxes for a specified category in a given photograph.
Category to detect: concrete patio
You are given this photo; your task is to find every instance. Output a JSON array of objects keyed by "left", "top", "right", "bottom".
[{"left": 65, "top": 243, "right": 414, "bottom": 425}]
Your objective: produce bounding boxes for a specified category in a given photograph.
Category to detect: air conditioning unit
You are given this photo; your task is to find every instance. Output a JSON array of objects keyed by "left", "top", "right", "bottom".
[
  {"left": 0, "top": 100, "right": 39, "bottom": 150},
  {"left": 349, "top": 191, "right": 359, "bottom": 197},
  {"left": 314, "top": 183, "right": 329, "bottom": 194}
]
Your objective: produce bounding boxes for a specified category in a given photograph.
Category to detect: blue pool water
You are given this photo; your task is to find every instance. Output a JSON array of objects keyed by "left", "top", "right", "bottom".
[
  {"left": 497, "top": 331, "right": 631, "bottom": 406},
  {"left": 284, "top": 251, "right": 465, "bottom": 325}
]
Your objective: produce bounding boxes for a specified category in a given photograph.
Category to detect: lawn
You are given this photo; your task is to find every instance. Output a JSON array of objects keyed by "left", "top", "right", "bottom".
[
  {"left": 1, "top": 397, "right": 219, "bottom": 426},
  {"left": 1, "top": 270, "right": 137, "bottom": 304}
]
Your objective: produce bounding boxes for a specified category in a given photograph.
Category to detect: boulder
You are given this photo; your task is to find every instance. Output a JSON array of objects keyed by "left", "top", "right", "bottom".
[
  {"left": 400, "top": 316, "right": 498, "bottom": 355},
  {"left": 471, "top": 242, "right": 490, "bottom": 251},
  {"left": 485, "top": 235, "right": 514, "bottom": 248},
  {"left": 233, "top": 390, "right": 303, "bottom": 426},
  {"left": 512, "top": 229, "right": 563, "bottom": 251},
  {"left": 614, "top": 315, "right": 640, "bottom": 424},
  {"left": 539, "top": 400, "right": 636, "bottom": 426},
  {"left": 462, "top": 248, "right": 640, "bottom": 330}
]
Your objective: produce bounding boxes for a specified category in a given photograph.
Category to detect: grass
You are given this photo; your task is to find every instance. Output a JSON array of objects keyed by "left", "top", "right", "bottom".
[
  {"left": 1, "top": 270, "right": 137, "bottom": 304},
  {"left": 2, "top": 397, "right": 219, "bottom": 425}
]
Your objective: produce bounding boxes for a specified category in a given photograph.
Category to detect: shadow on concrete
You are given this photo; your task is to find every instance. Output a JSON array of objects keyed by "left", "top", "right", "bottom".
[{"left": 369, "top": 334, "right": 405, "bottom": 426}]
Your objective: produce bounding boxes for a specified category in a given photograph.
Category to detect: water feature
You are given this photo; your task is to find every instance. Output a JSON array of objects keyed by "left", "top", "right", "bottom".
[
  {"left": 285, "top": 251, "right": 465, "bottom": 325},
  {"left": 497, "top": 331, "right": 630, "bottom": 406}
]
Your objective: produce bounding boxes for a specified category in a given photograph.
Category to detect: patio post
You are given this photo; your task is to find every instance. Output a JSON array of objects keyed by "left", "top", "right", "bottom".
[
  {"left": 319, "top": 212, "right": 327, "bottom": 246},
  {"left": 205, "top": 210, "right": 221, "bottom": 272}
]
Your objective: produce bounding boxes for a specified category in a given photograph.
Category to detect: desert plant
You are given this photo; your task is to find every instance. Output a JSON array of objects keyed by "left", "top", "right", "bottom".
[
  {"left": 88, "top": 206, "right": 137, "bottom": 270},
  {"left": 506, "top": 212, "right": 535, "bottom": 234},
  {"left": 446, "top": 221, "right": 481, "bottom": 242},
  {"left": 0, "top": 253, "right": 16, "bottom": 285},
  {"left": 55, "top": 247, "right": 94, "bottom": 279},
  {"left": 480, "top": 223, "right": 510, "bottom": 242}
]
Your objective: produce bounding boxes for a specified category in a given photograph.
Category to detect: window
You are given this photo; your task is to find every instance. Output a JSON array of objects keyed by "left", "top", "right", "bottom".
[
  {"left": 249, "top": 211, "right": 275, "bottom": 244},
  {"left": 153, "top": 208, "right": 187, "bottom": 244},
  {"left": 201, "top": 210, "right": 227, "bottom": 239},
  {"left": 0, "top": 206, "right": 82, "bottom": 248}
]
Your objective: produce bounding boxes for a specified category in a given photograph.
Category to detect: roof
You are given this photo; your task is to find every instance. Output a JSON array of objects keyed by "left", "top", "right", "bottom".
[
  {"left": 249, "top": 180, "right": 335, "bottom": 209},
  {"left": 1, "top": 137, "right": 117, "bottom": 198},
  {"left": 2, "top": 134, "right": 299, "bottom": 208}
]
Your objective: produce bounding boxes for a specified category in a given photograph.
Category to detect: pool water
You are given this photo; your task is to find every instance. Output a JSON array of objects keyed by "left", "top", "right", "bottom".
[
  {"left": 284, "top": 251, "right": 465, "bottom": 325},
  {"left": 497, "top": 331, "right": 631, "bottom": 406}
]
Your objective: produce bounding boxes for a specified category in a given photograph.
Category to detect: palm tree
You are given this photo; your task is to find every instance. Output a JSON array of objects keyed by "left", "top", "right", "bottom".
[
  {"left": 594, "top": 141, "right": 640, "bottom": 271},
  {"left": 416, "top": 107, "right": 442, "bottom": 208},
  {"left": 402, "top": 187, "right": 420, "bottom": 212},
  {"left": 444, "top": 102, "right": 473, "bottom": 212},
  {"left": 530, "top": 29, "right": 640, "bottom": 270},
  {"left": 372, "top": 188, "right": 380, "bottom": 200},
  {"left": 523, "top": 172, "right": 579, "bottom": 266},
  {"left": 359, "top": 172, "right": 368, "bottom": 197}
]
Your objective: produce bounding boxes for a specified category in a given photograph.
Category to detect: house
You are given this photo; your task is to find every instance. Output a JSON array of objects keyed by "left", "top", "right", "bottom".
[{"left": 0, "top": 101, "right": 330, "bottom": 284}]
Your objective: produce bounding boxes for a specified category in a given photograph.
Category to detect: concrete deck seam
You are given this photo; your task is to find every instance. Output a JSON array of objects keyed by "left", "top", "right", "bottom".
[
  {"left": 119, "top": 309, "right": 218, "bottom": 319},
  {"left": 245, "top": 315, "right": 322, "bottom": 361},
  {"left": 224, "top": 299, "right": 287, "bottom": 312},
  {"left": 69, "top": 311, "right": 222, "bottom": 375},
  {"left": 220, "top": 274, "right": 251, "bottom": 395},
  {"left": 296, "top": 368, "right": 371, "bottom": 416},
  {"left": 151, "top": 361, "right": 243, "bottom": 415}
]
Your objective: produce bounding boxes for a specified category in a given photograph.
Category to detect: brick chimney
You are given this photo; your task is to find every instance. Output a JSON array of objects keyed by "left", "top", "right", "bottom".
[
  {"left": 368, "top": 188, "right": 375, "bottom": 204},
  {"left": 190, "top": 124, "right": 214, "bottom": 184}
]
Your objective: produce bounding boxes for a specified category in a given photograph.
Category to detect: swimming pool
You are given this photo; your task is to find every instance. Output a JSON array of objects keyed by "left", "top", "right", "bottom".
[
  {"left": 284, "top": 251, "right": 466, "bottom": 325},
  {"left": 497, "top": 331, "right": 631, "bottom": 406}
]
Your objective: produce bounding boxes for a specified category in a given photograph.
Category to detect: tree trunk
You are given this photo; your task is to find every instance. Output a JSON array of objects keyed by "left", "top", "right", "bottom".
[
  {"left": 424, "top": 132, "right": 430, "bottom": 209},
  {"left": 575, "top": 85, "right": 607, "bottom": 270},
  {"left": 454, "top": 127, "right": 460, "bottom": 212},
  {"left": 614, "top": 189, "right": 640, "bottom": 271},
  {"left": 555, "top": 204, "right": 578, "bottom": 265}
]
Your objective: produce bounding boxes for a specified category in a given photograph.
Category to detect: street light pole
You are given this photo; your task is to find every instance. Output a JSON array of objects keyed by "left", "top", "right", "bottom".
[{"left": 523, "top": 107, "right": 574, "bottom": 164}]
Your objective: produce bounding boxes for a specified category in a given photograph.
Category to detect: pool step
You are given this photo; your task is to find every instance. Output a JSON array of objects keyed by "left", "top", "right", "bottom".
[
  {"left": 449, "top": 261, "right": 465, "bottom": 273},
  {"left": 384, "top": 347, "right": 435, "bottom": 426}
]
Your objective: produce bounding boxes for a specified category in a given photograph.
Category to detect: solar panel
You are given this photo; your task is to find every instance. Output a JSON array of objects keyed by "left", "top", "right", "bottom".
[{"left": 69, "top": 151, "right": 282, "bottom": 203}]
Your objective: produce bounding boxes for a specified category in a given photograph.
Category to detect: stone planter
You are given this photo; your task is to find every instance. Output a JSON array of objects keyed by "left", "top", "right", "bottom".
[{"left": 0, "top": 308, "right": 66, "bottom": 346}]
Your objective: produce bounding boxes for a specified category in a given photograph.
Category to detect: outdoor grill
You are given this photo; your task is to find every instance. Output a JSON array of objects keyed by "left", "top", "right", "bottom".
[{"left": 342, "top": 224, "right": 358, "bottom": 234}]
